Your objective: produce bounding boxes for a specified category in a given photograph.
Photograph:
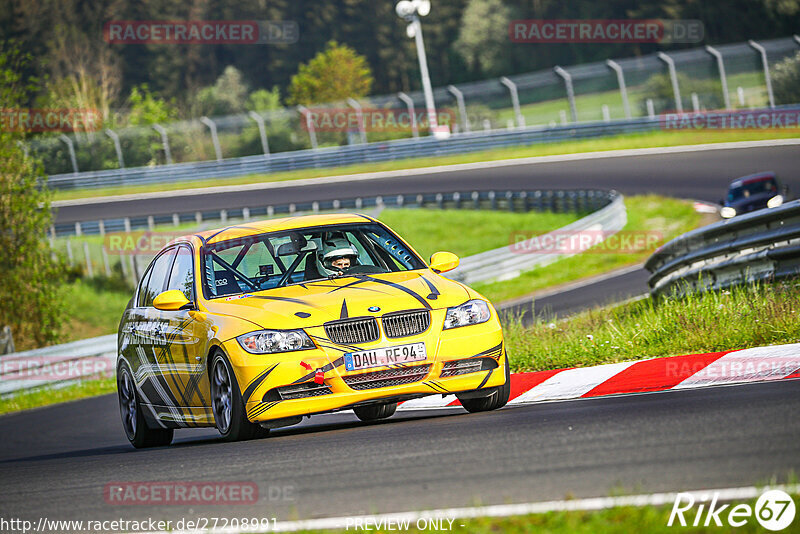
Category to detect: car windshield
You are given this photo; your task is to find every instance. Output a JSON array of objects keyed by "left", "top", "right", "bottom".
[
  {"left": 201, "top": 222, "right": 426, "bottom": 298},
  {"left": 727, "top": 177, "right": 778, "bottom": 202}
]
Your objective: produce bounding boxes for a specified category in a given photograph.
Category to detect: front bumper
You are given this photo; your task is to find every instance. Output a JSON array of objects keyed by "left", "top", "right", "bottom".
[{"left": 223, "top": 309, "right": 506, "bottom": 422}]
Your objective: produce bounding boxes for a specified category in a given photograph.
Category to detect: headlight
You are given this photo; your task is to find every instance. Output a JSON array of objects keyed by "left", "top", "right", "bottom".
[
  {"left": 768, "top": 195, "right": 784, "bottom": 209},
  {"left": 237, "top": 329, "right": 315, "bottom": 354},
  {"left": 443, "top": 299, "right": 491, "bottom": 330},
  {"left": 720, "top": 206, "right": 736, "bottom": 219}
]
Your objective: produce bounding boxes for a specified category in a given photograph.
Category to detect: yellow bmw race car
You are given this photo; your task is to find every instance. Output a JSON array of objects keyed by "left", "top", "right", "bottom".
[{"left": 116, "top": 213, "right": 509, "bottom": 448}]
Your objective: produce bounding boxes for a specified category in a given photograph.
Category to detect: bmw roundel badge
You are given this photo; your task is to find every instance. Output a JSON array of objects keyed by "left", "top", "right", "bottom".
[{"left": 368, "top": 306, "right": 381, "bottom": 312}]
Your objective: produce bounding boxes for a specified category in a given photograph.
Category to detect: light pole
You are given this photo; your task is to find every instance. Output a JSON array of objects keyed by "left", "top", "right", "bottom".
[{"left": 396, "top": 0, "right": 449, "bottom": 139}]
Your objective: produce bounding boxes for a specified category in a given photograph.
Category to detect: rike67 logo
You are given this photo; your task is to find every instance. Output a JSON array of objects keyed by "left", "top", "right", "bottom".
[{"left": 668, "top": 489, "right": 796, "bottom": 530}]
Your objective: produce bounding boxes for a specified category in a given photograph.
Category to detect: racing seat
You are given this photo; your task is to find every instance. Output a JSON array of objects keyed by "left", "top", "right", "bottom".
[{"left": 212, "top": 271, "right": 241, "bottom": 296}]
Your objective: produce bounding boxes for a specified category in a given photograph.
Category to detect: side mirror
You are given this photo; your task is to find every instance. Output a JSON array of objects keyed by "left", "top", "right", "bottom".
[
  {"left": 153, "top": 290, "right": 192, "bottom": 311},
  {"left": 429, "top": 251, "right": 459, "bottom": 274}
]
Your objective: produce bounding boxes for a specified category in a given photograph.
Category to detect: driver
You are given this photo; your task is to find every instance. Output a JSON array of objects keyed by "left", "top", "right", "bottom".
[{"left": 317, "top": 238, "right": 358, "bottom": 276}]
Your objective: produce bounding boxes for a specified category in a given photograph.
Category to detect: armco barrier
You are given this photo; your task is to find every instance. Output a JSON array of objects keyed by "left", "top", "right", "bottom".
[
  {"left": 449, "top": 192, "right": 625, "bottom": 284},
  {"left": 0, "top": 335, "right": 117, "bottom": 396},
  {"left": 645, "top": 198, "right": 800, "bottom": 296}
]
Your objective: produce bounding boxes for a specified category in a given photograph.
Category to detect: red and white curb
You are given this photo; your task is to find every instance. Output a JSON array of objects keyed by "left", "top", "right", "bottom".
[{"left": 397, "top": 342, "right": 800, "bottom": 411}]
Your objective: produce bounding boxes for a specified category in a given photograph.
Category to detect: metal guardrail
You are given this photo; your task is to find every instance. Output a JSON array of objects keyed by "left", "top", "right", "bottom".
[
  {"left": 449, "top": 192, "right": 625, "bottom": 284},
  {"left": 645, "top": 199, "right": 800, "bottom": 296},
  {"left": 46, "top": 116, "right": 665, "bottom": 191},
  {"left": 55, "top": 188, "right": 615, "bottom": 237},
  {"left": 0, "top": 335, "right": 116, "bottom": 396}
]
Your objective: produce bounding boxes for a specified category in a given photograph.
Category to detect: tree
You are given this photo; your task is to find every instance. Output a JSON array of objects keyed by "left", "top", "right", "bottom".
[
  {"left": 192, "top": 66, "right": 250, "bottom": 116},
  {"left": 0, "top": 44, "right": 64, "bottom": 348},
  {"left": 454, "top": 0, "right": 512, "bottom": 77},
  {"left": 287, "top": 41, "right": 373, "bottom": 105},
  {"left": 126, "top": 84, "right": 179, "bottom": 126},
  {"left": 772, "top": 51, "right": 800, "bottom": 105}
]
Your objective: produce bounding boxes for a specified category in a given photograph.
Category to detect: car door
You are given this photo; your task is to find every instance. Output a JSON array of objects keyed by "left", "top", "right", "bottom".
[
  {"left": 136, "top": 247, "right": 189, "bottom": 421},
  {"left": 161, "top": 244, "right": 215, "bottom": 424}
]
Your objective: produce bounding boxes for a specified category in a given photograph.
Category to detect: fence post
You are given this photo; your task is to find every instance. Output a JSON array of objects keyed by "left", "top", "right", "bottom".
[
  {"left": 499, "top": 77, "right": 524, "bottom": 128},
  {"left": 66, "top": 238, "right": 74, "bottom": 265},
  {"left": 74, "top": 222, "right": 82, "bottom": 236},
  {"left": 200, "top": 116, "right": 223, "bottom": 161},
  {"left": 58, "top": 134, "right": 79, "bottom": 174},
  {"left": 447, "top": 85, "right": 469, "bottom": 133},
  {"left": 102, "top": 247, "right": 111, "bottom": 277},
  {"left": 248, "top": 111, "right": 271, "bottom": 157},
  {"left": 152, "top": 124, "right": 172, "bottom": 164},
  {"left": 657, "top": 52, "right": 683, "bottom": 113},
  {"left": 397, "top": 92, "right": 419, "bottom": 138},
  {"left": 705, "top": 45, "right": 732, "bottom": 110},
  {"left": 554, "top": 66, "right": 578, "bottom": 123},
  {"left": 748, "top": 40, "right": 775, "bottom": 108},
  {"left": 602, "top": 105, "right": 610, "bottom": 122},
  {"left": 296, "top": 106, "right": 318, "bottom": 150},
  {"left": 646, "top": 99, "right": 655, "bottom": 119},
  {"left": 83, "top": 241, "right": 93, "bottom": 278},
  {"left": 104, "top": 128, "right": 125, "bottom": 168},
  {"left": 347, "top": 98, "right": 367, "bottom": 144},
  {"left": 691, "top": 93, "right": 700, "bottom": 112},
  {"left": 606, "top": 59, "right": 631, "bottom": 119}
]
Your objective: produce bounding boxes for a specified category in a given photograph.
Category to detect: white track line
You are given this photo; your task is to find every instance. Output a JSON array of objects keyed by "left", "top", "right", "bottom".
[
  {"left": 135, "top": 484, "right": 799, "bottom": 533},
  {"left": 53, "top": 138, "right": 800, "bottom": 208}
]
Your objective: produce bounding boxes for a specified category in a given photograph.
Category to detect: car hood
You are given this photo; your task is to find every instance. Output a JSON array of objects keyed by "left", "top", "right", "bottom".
[{"left": 202, "top": 270, "right": 471, "bottom": 329}]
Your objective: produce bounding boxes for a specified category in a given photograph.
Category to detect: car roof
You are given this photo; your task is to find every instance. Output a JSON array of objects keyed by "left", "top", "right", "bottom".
[
  {"left": 729, "top": 171, "right": 776, "bottom": 189},
  {"left": 173, "top": 213, "right": 377, "bottom": 248}
]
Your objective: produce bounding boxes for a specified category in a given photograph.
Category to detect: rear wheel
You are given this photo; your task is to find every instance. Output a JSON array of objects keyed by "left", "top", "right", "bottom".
[
  {"left": 210, "top": 351, "right": 270, "bottom": 442},
  {"left": 457, "top": 353, "right": 511, "bottom": 413},
  {"left": 117, "top": 363, "right": 173, "bottom": 448},
  {"left": 354, "top": 401, "right": 398, "bottom": 421}
]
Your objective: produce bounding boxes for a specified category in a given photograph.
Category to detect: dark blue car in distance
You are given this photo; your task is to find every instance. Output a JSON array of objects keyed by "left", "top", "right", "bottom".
[{"left": 720, "top": 171, "right": 787, "bottom": 219}]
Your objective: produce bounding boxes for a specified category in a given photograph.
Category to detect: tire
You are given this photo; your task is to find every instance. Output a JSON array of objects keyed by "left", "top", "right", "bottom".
[
  {"left": 117, "top": 363, "right": 173, "bottom": 448},
  {"left": 210, "top": 351, "right": 270, "bottom": 442},
  {"left": 353, "top": 401, "right": 398, "bottom": 422},
  {"left": 457, "top": 353, "right": 511, "bottom": 413}
]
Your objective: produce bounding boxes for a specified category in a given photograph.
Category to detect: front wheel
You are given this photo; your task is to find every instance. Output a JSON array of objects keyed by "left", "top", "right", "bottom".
[
  {"left": 457, "top": 353, "right": 511, "bottom": 413},
  {"left": 117, "top": 363, "right": 173, "bottom": 448},
  {"left": 210, "top": 351, "right": 270, "bottom": 442},
  {"left": 354, "top": 402, "right": 398, "bottom": 421}
]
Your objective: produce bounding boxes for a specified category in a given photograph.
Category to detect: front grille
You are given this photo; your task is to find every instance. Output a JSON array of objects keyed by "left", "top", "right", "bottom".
[
  {"left": 439, "top": 357, "right": 498, "bottom": 378},
  {"left": 264, "top": 382, "right": 332, "bottom": 402},
  {"left": 324, "top": 317, "right": 380, "bottom": 344},
  {"left": 344, "top": 364, "right": 431, "bottom": 390},
  {"left": 382, "top": 310, "right": 430, "bottom": 338}
]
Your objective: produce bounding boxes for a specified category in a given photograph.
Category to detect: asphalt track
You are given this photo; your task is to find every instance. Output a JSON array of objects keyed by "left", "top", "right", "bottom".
[
  {"left": 3, "top": 142, "right": 797, "bottom": 527},
  {"left": 0, "top": 381, "right": 797, "bottom": 525},
  {"left": 54, "top": 143, "right": 800, "bottom": 224}
]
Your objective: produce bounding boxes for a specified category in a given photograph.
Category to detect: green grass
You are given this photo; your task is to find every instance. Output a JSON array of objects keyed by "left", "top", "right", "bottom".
[
  {"left": 52, "top": 129, "right": 799, "bottom": 202},
  {"left": 62, "top": 279, "right": 130, "bottom": 344},
  {"left": 378, "top": 208, "right": 579, "bottom": 260},
  {"left": 473, "top": 195, "right": 703, "bottom": 304},
  {"left": 324, "top": 492, "right": 800, "bottom": 534},
  {"left": 0, "top": 378, "right": 115, "bottom": 415},
  {"left": 504, "top": 280, "right": 800, "bottom": 372}
]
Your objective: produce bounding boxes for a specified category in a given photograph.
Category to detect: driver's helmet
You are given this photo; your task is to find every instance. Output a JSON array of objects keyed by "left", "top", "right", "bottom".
[{"left": 317, "top": 238, "right": 358, "bottom": 276}]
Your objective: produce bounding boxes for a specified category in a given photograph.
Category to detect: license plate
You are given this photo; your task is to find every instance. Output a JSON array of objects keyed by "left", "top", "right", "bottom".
[{"left": 344, "top": 343, "right": 427, "bottom": 372}]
